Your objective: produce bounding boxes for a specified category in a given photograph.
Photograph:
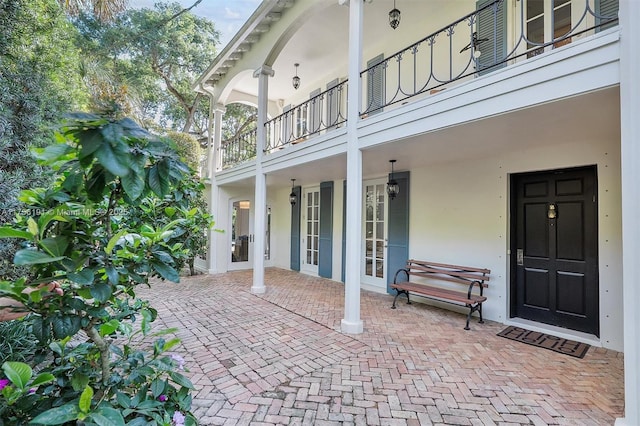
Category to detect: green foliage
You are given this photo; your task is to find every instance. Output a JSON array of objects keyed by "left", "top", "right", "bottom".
[
  {"left": 0, "top": 320, "right": 38, "bottom": 365},
  {"left": 73, "top": 2, "right": 219, "bottom": 135},
  {"left": 0, "top": 0, "right": 88, "bottom": 281},
  {"left": 168, "top": 131, "right": 203, "bottom": 173},
  {"left": 0, "top": 115, "right": 202, "bottom": 424},
  {"left": 124, "top": 177, "right": 214, "bottom": 277},
  {"left": 222, "top": 104, "right": 257, "bottom": 141}
]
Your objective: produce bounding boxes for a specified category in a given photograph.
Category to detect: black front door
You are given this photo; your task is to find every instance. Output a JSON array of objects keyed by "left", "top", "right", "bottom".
[{"left": 511, "top": 166, "right": 599, "bottom": 335}]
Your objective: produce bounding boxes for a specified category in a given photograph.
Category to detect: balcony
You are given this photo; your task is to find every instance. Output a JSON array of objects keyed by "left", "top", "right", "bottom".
[
  {"left": 217, "top": 0, "right": 618, "bottom": 171},
  {"left": 220, "top": 128, "right": 257, "bottom": 169}
]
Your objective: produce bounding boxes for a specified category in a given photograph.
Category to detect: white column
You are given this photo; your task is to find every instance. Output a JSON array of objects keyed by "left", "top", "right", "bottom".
[
  {"left": 208, "top": 182, "right": 220, "bottom": 274},
  {"left": 341, "top": 0, "right": 364, "bottom": 334},
  {"left": 211, "top": 104, "right": 225, "bottom": 176},
  {"left": 204, "top": 94, "right": 225, "bottom": 274},
  {"left": 616, "top": 2, "right": 640, "bottom": 425},
  {"left": 251, "top": 65, "right": 274, "bottom": 294}
]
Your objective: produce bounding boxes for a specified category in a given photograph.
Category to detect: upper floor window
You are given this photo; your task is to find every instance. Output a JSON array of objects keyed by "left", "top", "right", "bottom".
[{"left": 526, "top": 0, "right": 572, "bottom": 57}]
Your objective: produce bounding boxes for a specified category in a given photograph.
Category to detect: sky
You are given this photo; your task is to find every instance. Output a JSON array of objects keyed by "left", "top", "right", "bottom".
[{"left": 133, "top": 0, "right": 260, "bottom": 46}]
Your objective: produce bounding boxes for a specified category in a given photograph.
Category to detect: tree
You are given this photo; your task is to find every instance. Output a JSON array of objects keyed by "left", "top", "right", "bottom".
[
  {"left": 57, "top": 0, "right": 127, "bottom": 22},
  {"left": 73, "top": 2, "right": 219, "bottom": 138},
  {"left": 222, "top": 104, "right": 257, "bottom": 142},
  {"left": 0, "top": 0, "right": 88, "bottom": 280}
]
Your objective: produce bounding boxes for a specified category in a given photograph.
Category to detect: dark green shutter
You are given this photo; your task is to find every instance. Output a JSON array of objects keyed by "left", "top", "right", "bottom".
[
  {"left": 341, "top": 180, "right": 346, "bottom": 283},
  {"left": 319, "top": 181, "right": 333, "bottom": 278},
  {"left": 290, "top": 185, "right": 301, "bottom": 271},
  {"left": 476, "top": 0, "right": 507, "bottom": 75},
  {"left": 309, "top": 88, "right": 321, "bottom": 134},
  {"left": 596, "top": 0, "right": 619, "bottom": 31},
  {"left": 366, "top": 54, "right": 385, "bottom": 115},
  {"left": 386, "top": 171, "right": 410, "bottom": 294}
]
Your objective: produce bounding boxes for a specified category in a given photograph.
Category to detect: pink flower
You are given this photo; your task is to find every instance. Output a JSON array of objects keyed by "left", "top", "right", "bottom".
[
  {"left": 172, "top": 411, "right": 185, "bottom": 426},
  {"left": 0, "top": 379, "right": 9, "bottom": 391},
  {"left": 28, "top": 388, "right": 36, "bottom": 394},
  {"left": 158, "top": 394, "right": 167, "bottom": 402}
]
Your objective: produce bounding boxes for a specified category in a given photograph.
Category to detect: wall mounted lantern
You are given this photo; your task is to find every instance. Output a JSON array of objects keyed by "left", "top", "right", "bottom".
[
  {"left": 289, "top": 179, "right": 297, "bottom": 205},
  {"left": 292, "top": 63, "right": 300, "bottom": 90},
  {"left": 389, "top": 0, "right": 401, "bottom": 30},
  {"left": 387, "top": 160, "right": 399, "bottom": 200}
]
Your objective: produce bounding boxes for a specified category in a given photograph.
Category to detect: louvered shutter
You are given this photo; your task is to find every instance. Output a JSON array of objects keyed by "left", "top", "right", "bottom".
[
  {"left": 596, "top": 0, "right": 619, "bottom": 31},
  {"left": 366, "top": 54, "right": 385, "bottom": 115},
  {"left": 476, "top": 0, "right": 507, "bottom": 76}
]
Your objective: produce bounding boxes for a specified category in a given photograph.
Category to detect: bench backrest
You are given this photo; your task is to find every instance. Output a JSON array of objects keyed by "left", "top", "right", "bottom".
[{"left": 405, "top": 259, "right": 490, "bottom": 288}]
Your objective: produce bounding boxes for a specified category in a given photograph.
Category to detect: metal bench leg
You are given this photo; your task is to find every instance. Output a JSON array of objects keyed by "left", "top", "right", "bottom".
[
  {"left": 465, "top": 307, "right": 472, "bottom": 330},
  {"left": 478, "top": 303, "right": 484, "bottom": 324},
  {"left": 391, "top": 290, "right": 411, "bottom": 309}
]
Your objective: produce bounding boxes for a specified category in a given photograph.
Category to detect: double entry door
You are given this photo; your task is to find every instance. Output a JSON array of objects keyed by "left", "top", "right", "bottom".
[{"left": 298, "top": 179, "right": 390, "bottom": 287}]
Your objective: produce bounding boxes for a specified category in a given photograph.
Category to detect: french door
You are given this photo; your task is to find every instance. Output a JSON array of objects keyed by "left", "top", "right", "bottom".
[
  {"left": 301, "top": 187, "right": 320, "bottom": 274},
  {"left": 361, "top": 179, "right": 388, "bottom": 289}
]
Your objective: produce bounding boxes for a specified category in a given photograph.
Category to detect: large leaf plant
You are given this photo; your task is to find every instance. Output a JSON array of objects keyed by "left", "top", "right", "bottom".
[{"left": 0, "top": 114, "right": 201, "bottom": 425}]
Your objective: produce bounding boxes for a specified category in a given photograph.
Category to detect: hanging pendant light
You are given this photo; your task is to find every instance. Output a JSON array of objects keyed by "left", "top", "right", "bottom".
[
  {"left": 389, "top": 0, "right": 401, "bottom": 30},
  {"left": 289, "top": 179, "right": 298, "bottom": 205},
  {"left": 292, "top": 63, "right": 300, "bottom": 90},
  {"left": 387, "top": 160, "right": 399, "bottom": 200}
]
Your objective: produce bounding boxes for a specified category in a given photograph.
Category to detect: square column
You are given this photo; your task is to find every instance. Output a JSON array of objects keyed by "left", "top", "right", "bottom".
[
  {"left": 341, "top": 0, "right": 364, "bottom": 334},
  {"left": 616, "top": 1, "right": 640, "bottom": 424}
]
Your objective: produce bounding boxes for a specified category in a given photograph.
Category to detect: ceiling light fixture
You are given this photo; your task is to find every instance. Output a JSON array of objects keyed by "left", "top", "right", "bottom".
[
  {"left": 387, "top": 160, "right": 399, "bottom": 200},
  {"left": 292, "top": 63, "right": 300, "bottom": 90},
  {"left": 389, "top": 0, "right": 401, "bottom": 30}
]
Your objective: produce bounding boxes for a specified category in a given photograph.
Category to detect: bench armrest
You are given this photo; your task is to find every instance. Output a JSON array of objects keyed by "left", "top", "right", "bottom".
[
  {"left": 394, "top": 268, "right": 410, "bottom": 284},
  {"left": 467, "top": 280, "right": 484, "bottom": 300}
]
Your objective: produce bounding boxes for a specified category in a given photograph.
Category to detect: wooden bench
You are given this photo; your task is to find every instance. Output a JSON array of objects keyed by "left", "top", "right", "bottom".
[{"left": 391, "top": 260, "right": 490, "bottom": 330}]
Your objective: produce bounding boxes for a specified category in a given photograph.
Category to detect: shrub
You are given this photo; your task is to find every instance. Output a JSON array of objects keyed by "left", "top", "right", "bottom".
[{"left": 0, "top": 114, "right": 209, "bottom": 425}]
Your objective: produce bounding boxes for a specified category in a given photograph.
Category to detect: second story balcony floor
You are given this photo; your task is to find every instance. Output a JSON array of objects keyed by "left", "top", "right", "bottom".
[{"left": 197, "top": 0, "right": 620, "bottom": 172}]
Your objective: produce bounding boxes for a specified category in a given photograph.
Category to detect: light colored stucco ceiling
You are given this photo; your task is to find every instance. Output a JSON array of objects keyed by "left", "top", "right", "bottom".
[{"left": 219, "top": 0, "right": 472, "bottom": 103}]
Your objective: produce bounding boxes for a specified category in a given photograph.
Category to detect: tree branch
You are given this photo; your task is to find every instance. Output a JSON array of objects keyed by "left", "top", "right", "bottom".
[{"left": 160, "top": 0, "right": 203, "bottom": 26}]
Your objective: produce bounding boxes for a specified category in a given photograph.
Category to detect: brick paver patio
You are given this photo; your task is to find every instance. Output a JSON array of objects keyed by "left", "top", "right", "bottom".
[{"left": 138, "top": 268, "right": 624, "bottom": 425}]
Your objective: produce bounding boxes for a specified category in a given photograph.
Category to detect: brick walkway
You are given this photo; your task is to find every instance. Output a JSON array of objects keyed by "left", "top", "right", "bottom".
[{"left": 138, "top": 268, "right": 624, "bottom": 425}]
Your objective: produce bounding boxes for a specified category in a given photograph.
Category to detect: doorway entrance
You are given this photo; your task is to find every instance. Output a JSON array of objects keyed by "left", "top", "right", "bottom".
[
  {"left": 511, "top": 166, "right": 599, "bottom": 335},
  {"left": 229, "top": 199, "right": 252, "bottom": 270},
  {"left": 362, "top": 179, "right": 388, "bottom": 290},
  {"left": 301, "top": 186, "right": 320, "bottom": 275}
]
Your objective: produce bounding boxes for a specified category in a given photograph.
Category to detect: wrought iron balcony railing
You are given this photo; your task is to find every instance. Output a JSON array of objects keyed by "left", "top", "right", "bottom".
[
  {"left": 217, "top": 0, "right": 618, "bottom": 169},
  {"left": 360, "top": 0, "right": 619, "bottom": 116},
  {"left": 220, "top": 128, "right": 257, "bottom": 169},
  {"left": 265, "top": 80, "right": 348, "bottom": 151}
]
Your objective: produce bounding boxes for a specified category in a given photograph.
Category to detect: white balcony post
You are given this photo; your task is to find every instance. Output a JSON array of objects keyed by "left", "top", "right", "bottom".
[
  {"left": 200, "top": 87, "right": 224, "bottom": 274},
  {"left": 616, "top": 1, "right": 640, "bottom": 425},
  {"left": 212, "top": 104, "right": 225, "bottom": 174},
  {"left": 251, "top": 65, "right": 274, "bottom": 294},
  {"left": 341, "top": 0, "right": 364, "bottom": 334}
]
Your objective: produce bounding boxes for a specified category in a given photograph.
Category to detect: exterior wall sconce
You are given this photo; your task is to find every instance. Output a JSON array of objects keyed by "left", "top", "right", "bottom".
[
  {"left": 548, "top": 203, "right": 557, "bottom": 219},
  {"left": 292, "top": 63, "right": 300, "bottom": 90},
  {"left": 289, "top": 179, "right": 297, "bottom": 205},
  {"left": 387, "top": 160, "right": 399, "bottom": 200},
  {"left": 389, "top": 0, "right": 401, "bottom": 30}
]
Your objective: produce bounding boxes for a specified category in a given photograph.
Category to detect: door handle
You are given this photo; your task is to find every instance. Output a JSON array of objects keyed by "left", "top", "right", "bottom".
[{"left": 517, "top": 249, "right": 524, "bottom": 266}]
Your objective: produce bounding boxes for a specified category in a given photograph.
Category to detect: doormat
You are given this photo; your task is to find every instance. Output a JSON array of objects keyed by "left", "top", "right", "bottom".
[{"left": 497, "top": 326, "right": 590, "bottom": 358}]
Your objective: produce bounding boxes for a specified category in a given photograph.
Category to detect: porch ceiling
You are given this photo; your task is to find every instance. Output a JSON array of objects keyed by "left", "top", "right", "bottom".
[
  {"left": 226, "top": 0, "right": 467, "bottom": 103},
  {"left": 262, "top": 86, "right": 620, "bottom": 188}
]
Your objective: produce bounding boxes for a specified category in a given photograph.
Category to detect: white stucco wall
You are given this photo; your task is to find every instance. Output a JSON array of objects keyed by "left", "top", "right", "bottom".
[{"left": 408, "top": 137, "right": 622, "bottom": 351}]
